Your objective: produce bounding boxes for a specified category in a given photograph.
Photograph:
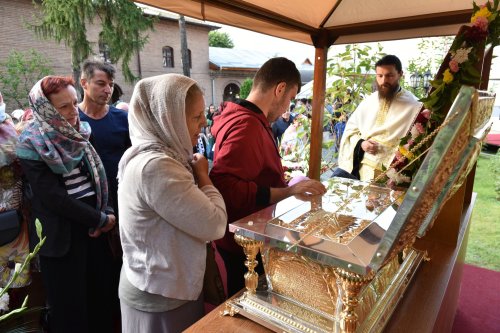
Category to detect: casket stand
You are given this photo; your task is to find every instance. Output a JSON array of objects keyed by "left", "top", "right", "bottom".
[{"left": 185, "top": 86, "right": 495, "bottom": 333}]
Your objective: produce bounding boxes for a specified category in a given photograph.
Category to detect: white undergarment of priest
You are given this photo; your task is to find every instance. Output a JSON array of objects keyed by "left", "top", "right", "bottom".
[{"left": 336, "top": 55, "right": 422, "bottom": 181}]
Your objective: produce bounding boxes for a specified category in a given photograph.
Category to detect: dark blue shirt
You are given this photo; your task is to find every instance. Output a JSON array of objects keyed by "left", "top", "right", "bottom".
[
  {"left": 271, "top": 114, "right": 295, "bottom": 144},
  {"left": 79, "top": 106, "right": 131, "bottom": 211}
]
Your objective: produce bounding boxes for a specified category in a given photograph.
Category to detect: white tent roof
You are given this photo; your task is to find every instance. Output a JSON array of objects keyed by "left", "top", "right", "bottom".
[
  {"left": 296, "top": 75, "right": 341, "bottom": 99},
  {"left": 136, "top": 0, "right": 486, "bottom": 46}
]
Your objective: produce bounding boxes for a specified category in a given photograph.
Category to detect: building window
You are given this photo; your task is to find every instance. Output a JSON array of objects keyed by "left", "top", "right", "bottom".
[{"left": 163, "top": 46, "right": 174, "bottom": 68}]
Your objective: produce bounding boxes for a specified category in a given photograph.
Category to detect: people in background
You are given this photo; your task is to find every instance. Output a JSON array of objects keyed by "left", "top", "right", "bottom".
[
  {"left": 16, "top": 76, "right": 116, "bottom": 333},
  {"left": 210, "top": 57, "right": 326, "bottom": 296},
  {"left": 110, "top": 83, "right": 124, "bottom": 106},
  {"left": 117, "top": 74, "right": 226, "bottom": 333},
  {"left": 271, "top": 103, "right": 295, "bottom": 144},
  {"left": 115, "top": 101, "right": 129, "bottom": 112},
  {"left": 334, "top": 112, "right": 347, "bottom": 152},
  {"left": 14, "top": 109, "right": 34, "bottom": 134},
  {"left": 206, "top": 103, "right": 216, "bottom": 127},
  {"left": 334, "top": 55, "right": 422, "bottom": 180}
]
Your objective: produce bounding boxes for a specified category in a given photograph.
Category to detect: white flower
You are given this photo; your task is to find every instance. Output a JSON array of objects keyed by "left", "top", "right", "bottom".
[
  {"left": 386, "top": 168, "right": 412, "bottom": 184},
  {"left": 410, "top": 125, "right": 420, "bottom": 139},
  {"left": 0, "top": 288, "right": 10, "bottom": 312},
  {"left": 451, "top": 47, "right": 473, "bottom": 64}
]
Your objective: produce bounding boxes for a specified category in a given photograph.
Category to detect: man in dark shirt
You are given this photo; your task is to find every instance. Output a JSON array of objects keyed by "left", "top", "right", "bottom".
[
  {"left": 78, "top": 59, "right": 130, "bottom": 329},
  {"left": 78, "top": 60, "right": 131, "bottom": 215}
]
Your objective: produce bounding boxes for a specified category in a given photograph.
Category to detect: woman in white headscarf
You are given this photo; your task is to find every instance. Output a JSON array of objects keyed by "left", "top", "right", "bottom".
[{"left": 117, "top": 74, "right": 227, "bottom": 332}]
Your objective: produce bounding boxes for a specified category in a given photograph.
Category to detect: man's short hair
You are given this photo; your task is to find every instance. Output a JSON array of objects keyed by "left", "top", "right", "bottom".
[
  {"left": 81, "top": 59, "right": 116, "bottom": 81},
  {"left": 375, "top": 55, "right": 402, "bottom": 73},
  {"left": 253, "top": 57, "right": 301, "bottom": 94}
]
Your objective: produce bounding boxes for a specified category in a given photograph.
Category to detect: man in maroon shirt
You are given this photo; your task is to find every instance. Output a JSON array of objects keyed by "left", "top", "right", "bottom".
[{"left": 210, "top": 57, "right": 326, "bottom": 296}]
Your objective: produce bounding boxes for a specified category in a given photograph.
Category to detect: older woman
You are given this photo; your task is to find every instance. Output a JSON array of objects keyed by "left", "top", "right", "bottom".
[
  {"left": 16, "top": 76, "right": 117, "bottom": 333},
  {"left": 117, "top": 74, "right": 227, "bottom": 332}
]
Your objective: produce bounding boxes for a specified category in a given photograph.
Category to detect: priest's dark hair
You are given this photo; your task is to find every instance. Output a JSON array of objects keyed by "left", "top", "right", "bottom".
[{"left": 375, "top": 55, "right": 403, "bottom": 73}]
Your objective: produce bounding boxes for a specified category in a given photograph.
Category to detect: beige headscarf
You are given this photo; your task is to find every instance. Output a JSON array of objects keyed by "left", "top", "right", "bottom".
[{"left": 117, "top": 74, "right": 198, "bottom": 182}]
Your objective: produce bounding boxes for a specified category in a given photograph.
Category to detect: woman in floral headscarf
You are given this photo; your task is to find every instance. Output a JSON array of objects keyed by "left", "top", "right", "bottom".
[
  {"left": 16, "top": 76, "right": 117, "bottom": 333},
  {"left": 117, "top": 74, "right": 227, "bottom": 333}
]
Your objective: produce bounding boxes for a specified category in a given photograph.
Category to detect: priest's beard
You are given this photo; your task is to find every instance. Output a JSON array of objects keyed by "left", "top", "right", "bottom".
[{"left": 377, "top": 82, "right": 400, "bottom": 100}]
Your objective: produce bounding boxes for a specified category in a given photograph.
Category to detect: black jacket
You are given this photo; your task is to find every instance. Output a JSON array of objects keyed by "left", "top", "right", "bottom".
[{"left": 19, "top": 158, "right": 106, "bottom": 257}]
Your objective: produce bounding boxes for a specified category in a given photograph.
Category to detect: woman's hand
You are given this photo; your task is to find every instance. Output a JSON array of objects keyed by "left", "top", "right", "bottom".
[
  {"left": 88, "top": 214, "right": 116, "bottom": 238},
  {"left": 101, "top": 214, "right": 117, "bottom": 232},
  {"left": 191, "top": 153, "right": 212, "bottom": 188}
]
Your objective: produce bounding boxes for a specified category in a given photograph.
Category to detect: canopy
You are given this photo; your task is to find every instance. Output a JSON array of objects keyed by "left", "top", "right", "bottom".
[
  {"left": 136, "top": 0, "right": 490, "bottom": 179},
  {"left": 296, "top": 75, "right": 341, "bottom": 100},
  {"left": 136, "top": 0, "right": 486, "bottom": 46}
]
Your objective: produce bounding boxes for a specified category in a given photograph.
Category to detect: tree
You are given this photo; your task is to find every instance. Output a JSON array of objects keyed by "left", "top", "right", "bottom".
[
  {"left": 239, "top": 78, "right": 253, "bottom": 99},
  {"left": 404, "top": 37, "right": 454, "bottom": 99},
  {"left": 327, "top": 43, "right": 386, "bottom": 117},
  {"left": 179, "top": 15, "right": 190, "bottom": 77},
  {"left": 0, "top": 49, "right": 53, "bottom": 110},
  {"left": 208, "top": 31, "right": 234, "bottom": 48},
  {"left": 30, "top": 0, "right": 154, "bottom": 94}
]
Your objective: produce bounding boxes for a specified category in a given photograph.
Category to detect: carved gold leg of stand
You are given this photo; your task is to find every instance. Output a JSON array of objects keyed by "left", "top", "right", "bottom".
[
  {"left": 335, "top": 268, "right": 375, "bottom": 333},
  {"left": 234, "top": 234, "right": 263, "bottom": 294}
]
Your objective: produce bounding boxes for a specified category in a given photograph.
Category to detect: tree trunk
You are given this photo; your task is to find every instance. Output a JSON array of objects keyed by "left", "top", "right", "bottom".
[
  {"left": 179, "top": 15, "right": 190, "bottom": 77},
  {"left": 71, "top": 51, "right": 83, "bottom": 101}
]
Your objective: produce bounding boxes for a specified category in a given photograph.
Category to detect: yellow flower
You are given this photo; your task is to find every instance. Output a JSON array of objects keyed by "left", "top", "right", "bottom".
[
  {"left": 471, "top": 7, "right": 492, "bottom": 23},
  {"left": 443, "top": 69, "right": 454, "bottom": 84},
  {"left": 399, "top": 146, "right": 414, "bottom": 159}
]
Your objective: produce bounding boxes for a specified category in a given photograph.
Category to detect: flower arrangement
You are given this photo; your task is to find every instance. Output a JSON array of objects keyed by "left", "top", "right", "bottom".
[{"left": 382, "top": 0, "right": 500, "bottom": 186}]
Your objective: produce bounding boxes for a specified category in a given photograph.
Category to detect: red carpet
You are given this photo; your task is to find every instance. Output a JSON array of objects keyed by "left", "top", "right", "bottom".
[{"left": 452, "top": 264, "right": 500, "bottom": 333}]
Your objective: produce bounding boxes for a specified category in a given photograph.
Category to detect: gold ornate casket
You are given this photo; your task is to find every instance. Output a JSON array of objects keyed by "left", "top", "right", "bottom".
[{"left": 223, "top": 86, "right": 495, "bottom": 333}]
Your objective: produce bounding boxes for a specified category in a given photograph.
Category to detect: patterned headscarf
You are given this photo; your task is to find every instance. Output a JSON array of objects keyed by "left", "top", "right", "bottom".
[
  {"left": 16, "top": 78, "right": 108, "bottom": 210},
  {"left": 118, "top": 74, "right": 198, "bottom": 181}
]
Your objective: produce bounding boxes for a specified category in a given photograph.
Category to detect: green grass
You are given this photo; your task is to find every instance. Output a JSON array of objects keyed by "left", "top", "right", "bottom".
[{"left": 466, "top": 153, "right": 500, "bottom": 271}]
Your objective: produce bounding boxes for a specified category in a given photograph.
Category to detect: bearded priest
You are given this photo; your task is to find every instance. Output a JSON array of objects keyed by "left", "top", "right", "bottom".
[{"left": 334, "top": 55, "right": 422, "bottom": 181}]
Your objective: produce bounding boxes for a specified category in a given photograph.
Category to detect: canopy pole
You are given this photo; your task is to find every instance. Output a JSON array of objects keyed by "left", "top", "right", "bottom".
[{"left": 308, "top": 30, "right": 336, "bottom": 180}]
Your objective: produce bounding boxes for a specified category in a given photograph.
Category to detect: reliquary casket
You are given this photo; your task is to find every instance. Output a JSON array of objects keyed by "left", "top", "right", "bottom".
[{"left": 223, "top": 86, "right": 496, "bottom": 332}]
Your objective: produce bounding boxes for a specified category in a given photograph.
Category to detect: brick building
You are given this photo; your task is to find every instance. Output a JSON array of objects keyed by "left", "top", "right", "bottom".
[
  {"left": 1, "top": 0, "right": 314, "bottom": 113},
  {"left": 0, "top": 0, "right": 218, "bottom": 108}
]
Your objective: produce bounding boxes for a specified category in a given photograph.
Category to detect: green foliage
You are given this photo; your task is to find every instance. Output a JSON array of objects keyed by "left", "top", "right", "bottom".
[
  {"left": 492, "top": 151, "right": 500, "bottom": 200},
  {"left": 208, "top": 31, "right": 234, "bottom": 48},
  {"left": 404, "top": 37, "right": 453, "bottom": 99},
  {"left": 30, "top": 0, "right": 155, "bottom": 83},
  {"left": 326, "top": 44, "right": 386, "bottom": 117},
  {"left": 239, "top": 78, "right": 252, "bottom": 99},
  {"left": 0, "top": 49, "right": 53, "bottom": 109},
  {"left": 280, "top": 107, "right": 336, "bottom": 178}
]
